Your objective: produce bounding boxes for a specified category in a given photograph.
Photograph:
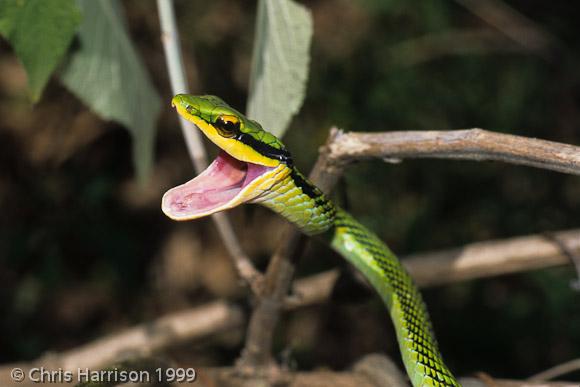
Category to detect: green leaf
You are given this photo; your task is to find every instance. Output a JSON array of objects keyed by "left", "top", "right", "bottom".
[
  {"left": 0, "top": 0, "right": 81, "bottom": 101},
  {"left": 0, "top": 0, "right": 20, "bottom": 36},
  {"left": 246, "top": 0, "right": 313, "bottom": 137},
  {"left": 60, "top": 0, "right": 161, "bottom": 181}
]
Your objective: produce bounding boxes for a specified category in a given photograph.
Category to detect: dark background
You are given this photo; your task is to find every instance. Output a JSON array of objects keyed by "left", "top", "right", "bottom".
[{"left": 0, "top": 0, "right": 579, "bottom": 380}]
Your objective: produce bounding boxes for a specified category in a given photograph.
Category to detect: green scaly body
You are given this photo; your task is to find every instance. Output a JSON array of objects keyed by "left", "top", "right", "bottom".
[
  {"left": 255, "top": 166, "right": 459, "bottom": 387},
  {"left": 166, "top": 95, "right": 460, "bottom": 387},
  {"left": 330, "top": 210, "right": 458, "bottom": 387}
]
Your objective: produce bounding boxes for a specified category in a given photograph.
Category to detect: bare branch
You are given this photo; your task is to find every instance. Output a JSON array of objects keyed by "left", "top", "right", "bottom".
[
  {"left": 286, "top": 269, "right": 340, "bottom": 309},
  {"left": 0, "top": 301, "right": 243, "bottom": 386},
  {"left": 156, "top": 0, "right": 262, "bottom": 292},
  {"left": 389, "top": 29, "right": 530, "bottom": 67},
  {"left": 287, "top": 228, "right": 580, "bottom": 310},
  {"left": 453, "top": 0, "right": 557, "bottom": 55},
  {"left": 156, "top": 0, "right": 207, "bottom": 168},
  {"left": 405, "top": 229, "right": 579, "bottom": 287},
  {"left": 61, "top": 302, "right": 242, "bottom": 370},
  {"left": 529, "top": 358, "right": 580, "bottom": 382},
  {"left": 328, "top": 129, "right": 580, "bottom": 176}
]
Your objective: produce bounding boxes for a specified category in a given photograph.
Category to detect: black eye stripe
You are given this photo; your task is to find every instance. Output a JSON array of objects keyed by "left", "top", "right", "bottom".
[{"left": 236, "top": 133, "right": 293, "bottom": 166}]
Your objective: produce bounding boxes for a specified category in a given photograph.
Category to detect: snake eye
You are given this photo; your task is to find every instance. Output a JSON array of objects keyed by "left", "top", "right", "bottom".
[{"left": 214, "top": 115, "right": 240, "bottom": 138}]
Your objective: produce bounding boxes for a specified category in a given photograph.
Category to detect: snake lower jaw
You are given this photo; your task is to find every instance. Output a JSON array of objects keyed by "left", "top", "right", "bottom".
[{"left": 161, "top": 150, "right": 274, "bottom": 220}]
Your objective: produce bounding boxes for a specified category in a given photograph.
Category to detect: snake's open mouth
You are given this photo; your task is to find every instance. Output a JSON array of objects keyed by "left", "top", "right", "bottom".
[{"left": 162, "top": 151, "right": 273, "bottom": 220}]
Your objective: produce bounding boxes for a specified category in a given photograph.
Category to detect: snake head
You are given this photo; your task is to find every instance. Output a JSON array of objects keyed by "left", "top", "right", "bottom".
[
  {"left": 162, "top": 95, "right": 292, "bottom": 221},
  {"left": 170, "top": 94, "right": 292, "bottom": 167}
]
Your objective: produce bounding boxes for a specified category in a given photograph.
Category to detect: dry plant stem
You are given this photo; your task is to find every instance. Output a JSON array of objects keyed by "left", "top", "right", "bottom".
[
  {"left": 453, "top": 0, "right": 556, "bottom": 54},
  {"left": 401, "top": 229, "right": 580, "bottom": 287},
  {"left": 528, "top": 358, "right": 580, "bottom": 382},
  {"left": 237, "top": 128, "right": 344, "bottom": 370},
  {"left": 157, "top": 0, "right": 207, "bottom": 168},
  {"left": 329, "top": 129, "right": 580, "bottom": 176},
  {"left": 0, "top": 302, "right": 243, "bottom": 386},
  {"left": 286, "top": 269, "right": 341, "bottom": 309},
  {"left": 157, "top": 0, "right": 262, "bottom": 292},
  {"left": 287, "top": 228, "right": 580, "bottom": 309},
  {"left": 237, "top": 230, "right": 307, "bottom": 370},
  {"left": 389, "top": 29, "right": 529, "bottom": 67}
]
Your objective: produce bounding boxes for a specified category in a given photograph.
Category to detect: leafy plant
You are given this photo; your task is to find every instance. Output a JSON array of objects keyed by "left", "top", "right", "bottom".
[
  {"left": 0, "top": 0, "right": 80, "bottom": 101},
  {"left": 246, "top": 0, "right": 313, "bottom": 138},
  {"left": 60, "top": 0, "right": 161, "bottom": 181},
  {"left": 0, "top": 0, "right": 160, "bottom": 180}
]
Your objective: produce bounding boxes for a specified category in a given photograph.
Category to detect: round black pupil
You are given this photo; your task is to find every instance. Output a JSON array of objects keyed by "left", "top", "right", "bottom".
[{"left": 218, "top": 118, "right": 237, "bottom": 132}]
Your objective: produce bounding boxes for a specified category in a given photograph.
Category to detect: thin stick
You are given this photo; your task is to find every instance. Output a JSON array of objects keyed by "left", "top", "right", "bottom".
[
  {"left": 389, "top": 28, "right": 528, "bottom": 67},
  {"left": 453, "top": 0, "right": 556, "bottom": 55},
  {"left": 401, "top": 229, "right": 580, "bottom": 287},
  {"left": 288, "top": 228, "right": 579, "bottom": 309},
  {"left": 156, "top": 0, "right": 262, "bottom": 291},
  {"left": 157, "top": 0, "right": 206, "bottom": 169},
  {"left": 0, "top": 302, "right": 243, "bottom": 386},
  {"left": 328, "top": 129, "right": 580, "bottom": 176},
  {"left": 528, "top": 358, "right": 580, "bottom": 382}
]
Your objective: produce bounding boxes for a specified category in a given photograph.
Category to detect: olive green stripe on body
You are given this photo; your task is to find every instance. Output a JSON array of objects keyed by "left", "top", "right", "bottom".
[{"left": 329, "top": 210, "right": 459, "bottom": 387}]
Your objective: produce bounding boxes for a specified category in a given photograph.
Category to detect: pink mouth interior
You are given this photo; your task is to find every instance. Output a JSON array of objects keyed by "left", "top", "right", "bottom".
[{"left": 162, "top": 151, "right": 271, "bottom": 219}]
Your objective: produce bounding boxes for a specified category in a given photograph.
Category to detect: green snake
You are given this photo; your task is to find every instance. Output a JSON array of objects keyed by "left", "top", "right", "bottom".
[{"left": 162, "top": 94, "right": 460, "bottom": 387}]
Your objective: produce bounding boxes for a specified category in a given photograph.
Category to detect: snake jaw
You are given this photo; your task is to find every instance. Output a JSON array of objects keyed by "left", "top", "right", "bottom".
[{"left": 161, "top": 151, "right": 274, "bottom": 220}]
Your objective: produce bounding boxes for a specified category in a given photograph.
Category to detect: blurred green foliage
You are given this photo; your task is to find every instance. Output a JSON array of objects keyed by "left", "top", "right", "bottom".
[
  {"left": 0, "top": 0, "right": 579, "bottom": 381},
  {"left": 60, "top": 0, "right": 161, "bottom": 181},
  {"left": 246, "top": 0, "right": 312, "bottom": 137},
  {"left": 0, "top": 0, "right": 80, "bottom": 101},
  {"left": 0, "top": 0, "right": 161, "bottom": 179}
]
